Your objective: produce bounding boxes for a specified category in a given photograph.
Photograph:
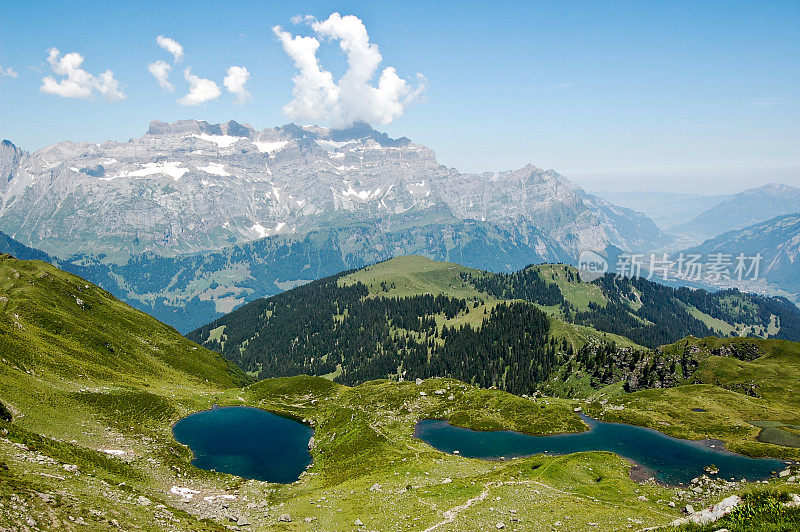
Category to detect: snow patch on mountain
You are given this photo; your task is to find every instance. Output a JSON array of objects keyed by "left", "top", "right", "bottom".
[
  {"left": 199, "top": 162, "right": 230, "bottom": 176},
  {"left": 192, "top": 133, "right": 242, "bottom": 148},
  {"left": 341, "top": 185, "right": 382, "bottom": 200},
  {"left": 253, "top": 140, "right": 289, "bottom": 154},
  {"left": 251, "top": 223, "right": 267, "bottom": 238},
  {"left": 108, "top": 161, "right": 189, "bottom": 181}
]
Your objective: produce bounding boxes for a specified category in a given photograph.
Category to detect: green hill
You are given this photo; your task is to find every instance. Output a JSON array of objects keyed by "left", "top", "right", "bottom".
[
  {"left": 189, "top": 256, "right": 800, "bottom": 394},
  {"left": 586, "top": 336, "right": 800, "bottom": 459},
  {"left": 0, "top": 254, "right": 249, "bottom": 529},
  {"left": 0, "top": 255, "right": 683, "bottom": 530}
]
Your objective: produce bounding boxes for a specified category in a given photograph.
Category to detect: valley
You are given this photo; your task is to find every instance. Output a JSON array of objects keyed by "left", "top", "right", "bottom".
[{"left": 1, "top": 254, "right": 799, "bottom": 530}]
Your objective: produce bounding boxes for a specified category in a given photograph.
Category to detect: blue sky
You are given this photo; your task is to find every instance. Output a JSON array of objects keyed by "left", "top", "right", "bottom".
[{"left": 1, "top": 0, "right": 798, "bottom": 193}]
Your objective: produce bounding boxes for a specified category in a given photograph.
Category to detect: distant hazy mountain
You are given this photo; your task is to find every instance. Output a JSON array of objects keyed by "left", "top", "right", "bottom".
[
  {"left": 594, "top": 190, "right": 730, "bottom": 231},
  {"left": 682, "top": 213, "right": 800, "bottom": 300},
  {"left": 0, "top": 120, "right": 662, "bottom": 261},
  {"left": 670, "top": 184, "right": 800, "bottom": 243}
]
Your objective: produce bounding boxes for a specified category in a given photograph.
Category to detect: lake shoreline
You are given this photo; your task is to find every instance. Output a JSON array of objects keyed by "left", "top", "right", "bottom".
[{"left": 413, "top": 416, "right": 784, "bottom": 486}]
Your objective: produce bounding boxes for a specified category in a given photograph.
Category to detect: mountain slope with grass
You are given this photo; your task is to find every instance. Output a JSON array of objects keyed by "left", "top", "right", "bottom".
[
  {"left": 189, "top": 256, "right": 800, "bottom": 393},
  {"left": 0, "top": 254, "right": 250, "bottom": 529},
  {"left": 0, "top": 255, "right": 688, "bottom": 530},
  {"left": 1, "top": 255, "right": 799, "bottom": 530},
  {"left": 585, "top": 336, "right": 800, "bottom": 460}
]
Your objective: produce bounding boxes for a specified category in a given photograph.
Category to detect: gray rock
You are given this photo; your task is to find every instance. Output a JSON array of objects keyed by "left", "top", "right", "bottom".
[
  {"left": 687, "top": 495, "right": 741, "bottom": 525},
  {"left": 278, "top": 513, "right": 291, "bottom": 522}
]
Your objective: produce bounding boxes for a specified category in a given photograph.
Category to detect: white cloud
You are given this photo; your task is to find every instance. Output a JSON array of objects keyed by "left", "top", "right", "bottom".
[
  {"left": 223, "top": 66, "right": 251, "bottom": 104},
  {"left": 148, "top": 60, "right": 173, "bottom": 92},
  {"left": 0, "top": 66, "right": 18, "bottom": 79},
  {"left": 178, "top": 68, "right": 221, "bottom": 105},
  {"left": 156, "top": 35, "right": 184, "bottom": 62},
  {"left": 290, "top": 14, "right": 316, "bottom": 25},
  {"left": 273, "top": 13, "right": 425, "bottom": 126},
  {"left": 40, "top": 48, "right": 125, "bottom": 101}
]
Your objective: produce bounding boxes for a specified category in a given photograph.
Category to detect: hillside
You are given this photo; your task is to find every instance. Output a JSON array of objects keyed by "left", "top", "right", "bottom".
[
  {"left": 588, "top": 336, "right": 800, "bottom": 458},
  {"left": 0, "top": 220, "right": 572, "bottom": 333},
  {"left": 189, "top": 256, "right": 800, "bottom": 393},
  {"left": 2, "top": 255, "right": 799, "bottom": 530},
  {"left": 0, "top": 254, "right": 249, "bottom": 529},
  {"left": 0, "top": 256, "right": 689, "bottom": 530},
  {"left": 670, "top": 183, "right": 800, "bottom": 244}
]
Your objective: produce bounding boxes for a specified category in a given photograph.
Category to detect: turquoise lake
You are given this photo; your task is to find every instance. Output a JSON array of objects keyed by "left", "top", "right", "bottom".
[
  {"left": 172, "top": 406, "right": 313, "bottom": 483},
  {"left": 414, "top": 414, "right": 785, "bottom": 485}
]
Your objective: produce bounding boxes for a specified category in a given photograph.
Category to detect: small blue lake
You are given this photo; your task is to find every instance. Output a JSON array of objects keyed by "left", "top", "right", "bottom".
[
  {"left": 172, "top": 406, "right": 313, "bottom": 483},
  {"left": 414, "top": 414, "right": 784, "bottom": 485}
]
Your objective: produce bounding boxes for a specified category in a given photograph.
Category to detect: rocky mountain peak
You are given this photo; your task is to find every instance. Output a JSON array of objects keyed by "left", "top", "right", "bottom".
[
  {"left": 146, "top": 119, "right": 257, "bottom": 139},
  {"left": 0, "top": 139, "right": 24, "bottom": 183},
  {"left": 275, "top": 121, "right": 411, "bottom": 147},
  {"left": 0, "top": 119, "right": 663, "bottom": 259}
]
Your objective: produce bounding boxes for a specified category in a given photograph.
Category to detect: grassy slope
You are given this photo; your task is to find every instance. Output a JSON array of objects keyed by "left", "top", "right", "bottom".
[
  {"left": 338, "top": 255, "right": 484, "bottom": 299},
  {"left": 528, "top": 263, "right": 607, "bottom": 311},
  {"left": 223, "top": 376, "right": 681, "bottom": 531},
  {"left": 339, "top": 256, "right": 642, "bottom": 351},
  {"left": 2, "top": 255, "right": 797, "bottom": 530},
  {"left": 589, "top": 337, "right": 800, "bottom": 460},
  {"left": 0, "top": 256, "right": 686, "bottom": 530},
  {"left": 0, "top": 255, "right": 248, "bottom": 530}
]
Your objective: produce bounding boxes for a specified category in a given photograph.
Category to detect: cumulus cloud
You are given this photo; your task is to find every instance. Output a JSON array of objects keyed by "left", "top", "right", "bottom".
[
  {"left": 156, "top": 35, "right": 184, "bottom": 62},
  {"left": 178, "top": 68, "right": 221, "bottom": 105},
  {"left": 223, "top": 66, "right": 251, "bottom": 104},
  {"left": 40, "top": 48, "right": 125, "bottom": 101},
  {"left": 0, "top": 66, "right": 18, "bottom": 79},
  {"left": 148, "top": 60, "right": 173, "bottom": 92},
  {"left": 273, "top": 13, "right": 425, "bottom": 126}
]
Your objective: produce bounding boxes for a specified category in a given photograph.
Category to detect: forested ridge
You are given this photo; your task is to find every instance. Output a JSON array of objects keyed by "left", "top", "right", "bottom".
[
  {"left": 188, "top": 258, "right": 800, "bottom": 395},
  {"left": 464, "top": 265, "right": 800, "bottom": 347},
  {"left": 188, "top": 272, "right": 563, "bottom": 394}
]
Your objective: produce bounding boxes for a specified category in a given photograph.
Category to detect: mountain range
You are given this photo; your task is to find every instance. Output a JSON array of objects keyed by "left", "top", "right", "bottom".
[
  {"left": 0, "top": 120, "right": 662, "bottom": 261},
  {"left": 188, "top": 255, "right": 800, "bottom": 390},
  {"left": 594, "top": 190, "right": 731, "bottom": 232},
  {"left": 670, "top": 183, "right": 800, "bottom": 245},
  {"left": 0, "top": 120, "right": 670, "bottom": 330},
  {"left": 7, "top": 253, "right": 800, "bottom": 529},
  {"left": 3, "top": 120, "right": 798, "bottom": 333}
]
